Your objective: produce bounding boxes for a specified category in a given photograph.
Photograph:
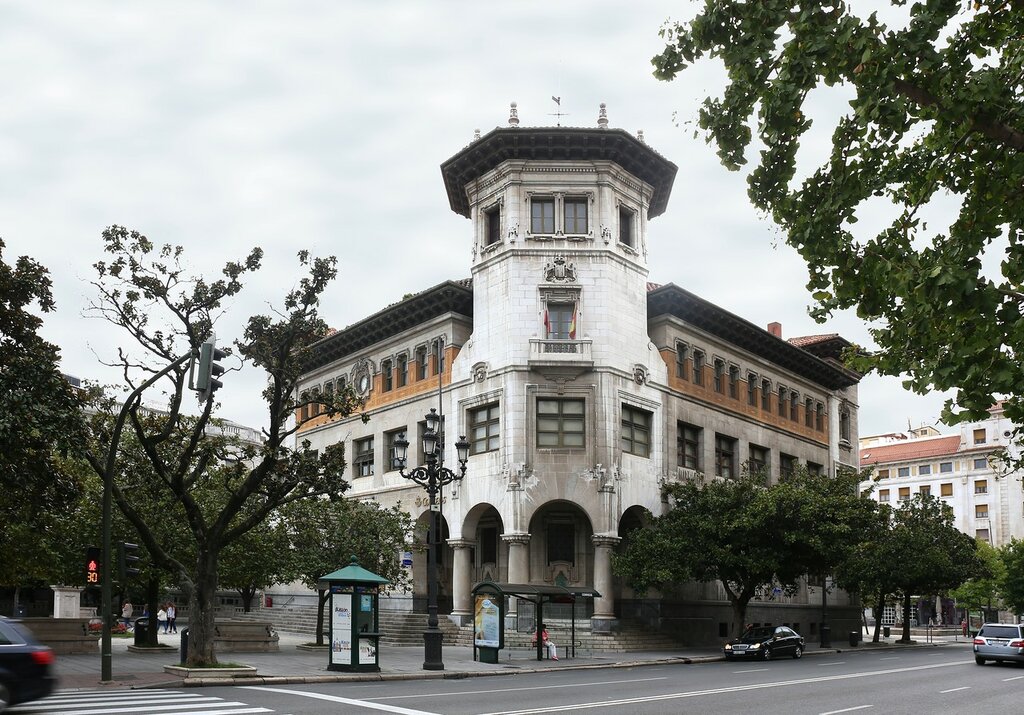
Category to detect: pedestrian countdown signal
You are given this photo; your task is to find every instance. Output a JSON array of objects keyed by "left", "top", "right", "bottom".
[{"left": 86, "top": 546, "right": 101, "bottom": 585}]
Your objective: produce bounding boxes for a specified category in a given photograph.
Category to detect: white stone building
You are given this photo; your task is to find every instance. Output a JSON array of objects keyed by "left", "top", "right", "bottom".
[{"left": 294, "top": 107, "right": 864, "bottom": 645}]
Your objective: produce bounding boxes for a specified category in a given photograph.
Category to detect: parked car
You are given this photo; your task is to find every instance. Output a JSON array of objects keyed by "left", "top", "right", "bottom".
[
  {"left": 724, "top": 625, "right": 805, "bottom": 661},
  {"left": 973, "top": 622, "right": 1024, "bottom": 666},
  {"left": 0, "top": 616, "right": 56, "bottom": 711}
]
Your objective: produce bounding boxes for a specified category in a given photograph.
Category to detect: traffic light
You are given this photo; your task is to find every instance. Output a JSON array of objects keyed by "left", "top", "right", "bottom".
[
  {"left": 194, "top": 335, "right": 227, "bottom": 403},
  {"left": 85, "top": 546, "right": 101, "bottom": 586},
  {"left": 116, "top": 541, "right": 141, "bottom": 581}
]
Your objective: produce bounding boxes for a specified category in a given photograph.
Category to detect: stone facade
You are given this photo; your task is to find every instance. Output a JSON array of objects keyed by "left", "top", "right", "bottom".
[{"left": 295, "top": 115, "right": 863, "bottom": 645}]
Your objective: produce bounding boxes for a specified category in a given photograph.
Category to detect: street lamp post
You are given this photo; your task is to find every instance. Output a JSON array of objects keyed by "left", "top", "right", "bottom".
[{"left": 394, "top": 409, "right": 469, "bottom": 671}]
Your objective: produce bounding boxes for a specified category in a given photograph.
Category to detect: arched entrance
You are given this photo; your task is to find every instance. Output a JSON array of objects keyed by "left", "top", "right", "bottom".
[
  {"left": 526, "top": 501, "right": 595, "bottom": 621},
  {"left": 412, "top": 511, "right": 452, "bottom": 615},
  {"left": 616, "top": 505, "right": 652, "bottom": 623}
]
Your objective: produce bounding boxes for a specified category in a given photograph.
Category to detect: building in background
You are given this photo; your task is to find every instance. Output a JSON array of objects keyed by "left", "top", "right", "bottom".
[{"left": 294, "top": 105, "right": 863, "bottom": 645}]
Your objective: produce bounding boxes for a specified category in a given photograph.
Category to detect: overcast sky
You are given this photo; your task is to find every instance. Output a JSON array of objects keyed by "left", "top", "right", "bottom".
[{"left": 1, "top": 0, "right": 955, "bottom": 438}]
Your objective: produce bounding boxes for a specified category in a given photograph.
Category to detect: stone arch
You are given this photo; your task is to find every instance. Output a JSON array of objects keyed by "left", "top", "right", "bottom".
[
  {"left": 412, "top": 510, "right": 452, "bottom": 615},
  {"left": 523, "top": 500, "right": 596, "bottom": 621},
  {"left": 462, "top": 502, "right": 505, "bottom": 583},
  {"left": 615, "top": 505, "right": 654, "bottom": 618}
]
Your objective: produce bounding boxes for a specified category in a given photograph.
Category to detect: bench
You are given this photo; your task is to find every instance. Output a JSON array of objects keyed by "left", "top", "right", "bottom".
[{"left": 213, "top": 620, "right": 279, "bottom": 653}]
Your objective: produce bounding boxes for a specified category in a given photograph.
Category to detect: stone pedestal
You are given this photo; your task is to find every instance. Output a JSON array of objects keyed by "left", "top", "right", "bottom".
[{"left": 51, "top": 586, "right": 83, "bottom": 619}]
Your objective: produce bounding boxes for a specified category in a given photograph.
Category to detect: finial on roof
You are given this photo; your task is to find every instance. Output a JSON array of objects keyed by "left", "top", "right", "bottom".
[
  {"left": 473, "top": 128, "right": 481, "bottom": 141},
  {"left": 597, "top": 103, "right": 608, "bottom": 129},
  {"left": 508, "top": 102, "right": 520, "bottom": 127},
  {"left": 637, "top": 129, "right": 645, "bottom": 143}
]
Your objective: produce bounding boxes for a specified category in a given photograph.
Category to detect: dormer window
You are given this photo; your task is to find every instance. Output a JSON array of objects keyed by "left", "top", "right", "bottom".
[
  {"left": 564, "top": 198, "right": 588, "bottom": 234},
  {"left": 531, "top": 197, "right": 555, "bottom": 234},
  {"left": 619, "top": 206, "right": 635, "bottom": 248}
]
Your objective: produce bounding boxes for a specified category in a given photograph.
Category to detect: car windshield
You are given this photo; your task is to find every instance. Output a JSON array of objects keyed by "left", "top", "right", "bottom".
[
  {"left": 742, "top": 627, "right": 775, "bottom": 639},
  {"left": 980, "top": 625, "right": 1020, "bottom": 639}
]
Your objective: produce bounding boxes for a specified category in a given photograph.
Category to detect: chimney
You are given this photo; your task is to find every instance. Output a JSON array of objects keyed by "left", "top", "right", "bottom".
[{"left": 768, "top": 322, "right": 782, "bottom": 338}]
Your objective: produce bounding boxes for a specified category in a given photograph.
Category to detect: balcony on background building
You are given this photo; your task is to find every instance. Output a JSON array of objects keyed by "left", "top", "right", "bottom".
[{"left": 528, "top": 338, "right": 594, "bottom": 375}]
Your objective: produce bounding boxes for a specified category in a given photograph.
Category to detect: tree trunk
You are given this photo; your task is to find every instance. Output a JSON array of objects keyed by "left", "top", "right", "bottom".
[
  {"left": 729, "top": 596, "right": 751, "bottom": 638},
  {"left": 871, "top": 591, "right": 884, "bottom": 643},
  {"left": 316, "top": 589, "right": 328, "bottom": 646},
  {"left": 145, "top": 575, "right": 160, "bottom": 647},
  {"left": 240, "top": 586, "right": 256, "bottom": 613},
  {"left": 186, "top": 550, "right": 219, "bottom": 666},
  {"left": 899, "top": 592, "right": 913, "bottom": 643}
]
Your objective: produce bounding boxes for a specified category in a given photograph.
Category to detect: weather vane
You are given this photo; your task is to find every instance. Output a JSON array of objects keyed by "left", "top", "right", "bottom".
[{"left": 549, "top": 96, "right": 569, "bottom": 126}]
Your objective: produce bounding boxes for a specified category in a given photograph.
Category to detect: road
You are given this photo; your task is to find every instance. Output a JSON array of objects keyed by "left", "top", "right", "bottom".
[{"left": 13, "top": 646, "right": 1019, "bottom": 715}]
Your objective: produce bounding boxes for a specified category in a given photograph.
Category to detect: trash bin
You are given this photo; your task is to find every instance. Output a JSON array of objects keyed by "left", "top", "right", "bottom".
[
  {"left": 134, "top": 617, "right": 149, "bottom": 646},
  {"left": 883, "top": 626, "right": 891, "bottom": 638},
  {"left": 849, "top": 630, "right": 859, "bottom": 647},
  {"left": 820, "top": 624, "right": 831, "bottom": 648},
  {"left": 180, "top": 627, "right": 189, "bottom": 665}
]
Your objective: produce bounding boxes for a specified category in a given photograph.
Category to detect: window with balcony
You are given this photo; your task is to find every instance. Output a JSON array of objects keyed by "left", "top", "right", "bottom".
[
  {"left": 354, "top": 436, "right": 374, "bottom": 477},
  {"left": 975, "top": 479, "right": 988, "bottom": 494},
  {"left": 545, "top": 302, "right": 577, "bottom": 340},
  {"left": 941, "top": 482, "right": 953, "bottom": 497},
  {"left": 749, "top": 444, "right": 769, "bottom": 475},
  {"left": 678, "top": 422, "right": 702, "bottom": 470},
  {"left": 693, "top": 350, "right": 705, "bottom": 386},
  {"left": 898, "top": 487, "right": 910, "bottom": 501},
  {"left": 469, "top": 403, "right": 500, "bottom": 455},
  {"left": 621, "top": 404, "right": 652, "bottom": 458},
  {"left": 976, "top": 505, "right": 989, "bottom": 519},
  {"left": 564, "top": 198, "right": 588, "bottom": 234},
  {"left": 385, "top": 428, "right": 407, "bottom": 472},
  {"left": 537, "top": 398, "right": 585, "bottom": 448},
  {"left": 715, "top": 434, "right": 737, "bottom": 479},
  {"left": 531, "top": 197, "right": 555, "bottom": 234}
]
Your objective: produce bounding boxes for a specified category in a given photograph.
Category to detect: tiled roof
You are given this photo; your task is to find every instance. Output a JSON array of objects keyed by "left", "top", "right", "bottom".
[
  {"left": 788, "top": 334, "right": 839, "bottom": 347},
  {"left": 860, "top": 435, "right": 961, "bottom": 465}
]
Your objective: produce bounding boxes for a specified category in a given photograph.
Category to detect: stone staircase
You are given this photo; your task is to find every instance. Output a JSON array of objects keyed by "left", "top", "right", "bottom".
[{"left": 236, "top": 606, "right": 683, "bottom": 652}]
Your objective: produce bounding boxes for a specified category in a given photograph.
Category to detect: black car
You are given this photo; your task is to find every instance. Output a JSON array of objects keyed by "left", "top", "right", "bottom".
[
  {"left": 724, "top": 625, "right": 805, "bottom": 661},
  {"left": 0, "top": 617, "right": 57, "bottom": 711}
]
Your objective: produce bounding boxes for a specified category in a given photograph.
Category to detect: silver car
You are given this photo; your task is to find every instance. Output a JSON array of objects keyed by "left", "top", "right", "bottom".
[{"left": 973, "top": 623, "right": 1024, "bottom": 665}]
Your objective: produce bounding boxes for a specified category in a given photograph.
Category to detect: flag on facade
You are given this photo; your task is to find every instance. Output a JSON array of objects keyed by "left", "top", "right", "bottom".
[
  {"left": 543, "top": 308, "right": 550, "bottom": 336},
  {"left": 569, "top": 307, "right": 577, "bottom": 339}
]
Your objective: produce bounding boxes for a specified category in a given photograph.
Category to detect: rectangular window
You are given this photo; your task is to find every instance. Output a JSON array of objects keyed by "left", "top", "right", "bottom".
[
  {"left": 974, "top": 428, "right": 987, "bottom": 445},
  {"left": 976, "top": 529, "right": 990, "bottom": 542},
  {"left": 840, "top": 409, "right": 851, "bottom": 442},
  {"left": 749, "top": 444, "right": 769, "bottom": 475},
  {"left": 761, "top": 379, "right": 771, "bottom": 411},
  {"left": 537, "top": 398, "right": 585, "bottom": 448},
  {"left": 547, "top": 523, "right": 575, "bottom": 564},
  {"left": 919, "top": 485, "right": 931, "bottom": 497},
  {"left": 715, "top": 434, "right": 737, "bottom": 479},
  {"left": 879, "top": 489, "right": 890, "bottom": 502},
  {"left": 432, "top": 339, "right": 445, "bottom": 376},
  {"left": 973, "top": 457, "right": 988, "bottom": 470},
  {"left": 396, "top": 354, "right": 408, "bottom": 388},
  {"left": 564, "top": 198, "right": 588, "bottom": 234},
  {"left": 693, "top": 351, "right": 705, "bottom": 386},
  {"left": 941, "top": 482, "right": 953, "bottom": 497},
  {"left": 790, "top": 392, "right": 799, "bottom": 423},
  {"left": 976, "top": 504, "right": 989, "bottom": 519},
  {"left": 469, "top": 403, "right": 500, "bottom": 455},
  {"left": 804, "top": 398, "right": 813, "bottom": 427},
  {"left": 940, "top": 461, "right": 953, "bottom": 473},
  {"left": 780, "top": 453, "right": 797, "bottom": 478},
  {"left": 975, "top": 480, "right": 988, "bottom": 494},
  {"left": 897, "top": 467, "right": 910, "bottom": 478},
  {"left": 381, "top": 359, "right": 393, "bottom": 392},
  {"left": 310, "top": 388, "right": 321, "bottom": 417},
  {"left": 354, "top": 436, "right": 374, "bottom": 477},
  {"left": 618, "top": 206, "right": 634, "bottom": 247},
  {"left": 415, "top": 346, "right": 428, "bottom": 381},
  {"left": 807, "top": 461, "right": 823, "bottom": 476},
  {"left": 878, "top": 469, "right": 890, "bottom": 478},
  {"left": 747, "top": 372, "right": 757, "bottom": 406},
  {"left": 713, "top": 359, "right": 725, "bottom": 394},
  {"left": 676, "top": 343, "right": 689, "bottom": 380},
  {"left": 678, "top": 422, "right": 702, "bottom": 470},
  {"left": 480, "top": 526, "right": 498, "bottom": 564},
  {"left": 621, "top": 404, "right": 652, "bottom": 458},
  {"left": 531, "top": 197, "right": 555, "bottom": 233},
  {"left": 546, "top": 302, "right": 576, "bottom": 340},
  {"left": 898, "top": 486, "right": 910, "bottom": 501},
  {"left": 778, "top": 387, "right": 787, "bottom": 418},
  {"left": 919, "top": 464, "right": 932, "bottom": 475},
  {"left": 816, "top": 402, "right": 825, "bottom": 431},
  {"left": 385, "top": 428, "right": 407, "bottom": 471},
  {"left": 729, "top": 365, "right": 740, "bottom": 399},
  {"left": 485, "top": 206, "right": 501, "bottom": 246}
]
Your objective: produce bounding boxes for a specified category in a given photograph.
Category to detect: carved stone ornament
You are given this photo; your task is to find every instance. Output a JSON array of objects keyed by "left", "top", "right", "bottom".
[
  {"left": 601, "top": 225, "right": 612, "bottom": 245},
  {"left": 507, "top": 221, "right": 519, "bottom": 242},
  {"left": 633, "top": 364, "right": 649, "bottom": 385},
  {"left": 351, "top": 358, "right": 374, "bottom": 397},
  {"left": 543, "top": 256, "right": 578, "bottom": 283},
  {"left": 472, "top": 361, "right": 488, "bottom": 383}
]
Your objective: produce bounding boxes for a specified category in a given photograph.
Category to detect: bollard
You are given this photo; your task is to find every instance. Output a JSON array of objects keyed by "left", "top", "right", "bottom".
[
  {"left": 849, "top": 630, "right": 859, "bottom": 647},
  {"left": 180, "top": 627, "right": 189, "bottom": 665}
]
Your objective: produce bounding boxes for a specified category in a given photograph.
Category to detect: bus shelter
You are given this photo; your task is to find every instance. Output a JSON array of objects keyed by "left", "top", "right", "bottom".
[{"left": 470, "top": 580, "right": 600, "bottom": 662}]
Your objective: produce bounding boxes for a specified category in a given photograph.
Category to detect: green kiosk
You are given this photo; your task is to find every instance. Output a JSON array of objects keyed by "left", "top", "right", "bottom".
[{"left": 318, "top": 556, "right": 389, "bottom": 673}]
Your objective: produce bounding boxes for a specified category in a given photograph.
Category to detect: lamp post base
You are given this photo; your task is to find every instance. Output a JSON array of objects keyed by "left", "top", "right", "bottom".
[{"left": 423, "top": 628, "right": 444, "bottom": 670}]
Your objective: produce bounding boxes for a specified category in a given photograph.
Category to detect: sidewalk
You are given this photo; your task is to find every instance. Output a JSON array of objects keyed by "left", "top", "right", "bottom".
[{"left": 55, "top": 628, "right": 974, "bottom": 691}]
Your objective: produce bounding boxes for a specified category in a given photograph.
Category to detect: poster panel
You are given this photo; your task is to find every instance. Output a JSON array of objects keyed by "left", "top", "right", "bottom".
[
  {"left": 474, "top": 594, "right": 501, "bottom": 648},
  {"left": 330, "top": 593, "right": 353, "bottom": 665}
]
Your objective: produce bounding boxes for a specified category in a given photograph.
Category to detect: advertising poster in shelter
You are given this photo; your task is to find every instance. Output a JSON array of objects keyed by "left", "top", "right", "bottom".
[
  {"left": 474, "top": 594, "right": 501, "bottom": 648},
  {"left": 330, "top": 593, "right": 353, "bottom": 665}
]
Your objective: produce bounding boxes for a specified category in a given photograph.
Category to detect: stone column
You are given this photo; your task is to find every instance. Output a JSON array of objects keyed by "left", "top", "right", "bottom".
[
  {"left": 448, "top": 538, "right": 475, "bottom": 625},
  {"left": 502, "top": 533, "right": 531, "bottom": 628},
  {"left": 591, "top": 535, "right": 621, "bottom": 633}
]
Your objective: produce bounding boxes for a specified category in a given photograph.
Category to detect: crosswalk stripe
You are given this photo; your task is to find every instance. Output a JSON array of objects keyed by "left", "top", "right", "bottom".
[
  {"left": 19, "top": 695, "right": 216, "bottom": 710},
  {"left": 9, "top": 690, "right": 273, "bottom": 715}
]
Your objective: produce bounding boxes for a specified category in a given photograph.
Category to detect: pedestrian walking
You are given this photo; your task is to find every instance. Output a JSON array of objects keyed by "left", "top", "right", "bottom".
[
  {"left": 121, "top": 601, "right": 133, "bottom": 630},
  {"left": 157, "top": 606, "right": 167, "bottom": 634},
  {"left": 166, "top": 602, "right": 177, "bottom": 633}
]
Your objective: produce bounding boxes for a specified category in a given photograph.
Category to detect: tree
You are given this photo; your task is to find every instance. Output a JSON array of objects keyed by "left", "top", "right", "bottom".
[
  {"left": 219, "top": 515, "right": 295, "bottom": 613},
  {"left": 81, "top": 227, "right": 362, "bottom": 666},
  {"left": 653, "top": 2, "right": 1024, "bottom": 444},
  {"left": 613, "top": 467, "right": 874, "bottom": 636},
  {"left": 950, "top": 540, "right": 1005, "bottom": 628},
  {"left": 999, "top": 539, "right": 1024, "bottom": 617},
  {"left": 282, "top": 498, "right": 413, "bottom": 646},
  {"left": 0, "top": 239, "right": 87, "bottom": 597},
  {"left": 833, "top": 503, "right": 898, "bottom": 643}
]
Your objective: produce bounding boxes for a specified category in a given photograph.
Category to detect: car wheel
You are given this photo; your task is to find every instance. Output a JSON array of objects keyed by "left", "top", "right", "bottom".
[
  {"left": 976, "top": 656, "right": 986, "bottom": 665},
  {"left": 793, "top": 646, "right": 803, "bottom": 660},
  {"left": 0, "top": 681, "right": 10, "bottom": 711},
  {"left": 762, "top": 647, "right": 772, "bottom": 661}
]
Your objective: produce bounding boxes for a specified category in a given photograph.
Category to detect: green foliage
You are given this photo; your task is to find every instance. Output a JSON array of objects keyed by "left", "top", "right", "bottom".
[
  {"left": 999, "top": 539, "right": 1024, "bottom": 615},
  {"left": 949, "top": 540, "right": 1005, "bottom": 615},
  {"left": 654, "top": 2, "right": 1024, "bottom": 447},
  {"left": 219, "top": 516, "right": 294, "bottom": 611}
]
